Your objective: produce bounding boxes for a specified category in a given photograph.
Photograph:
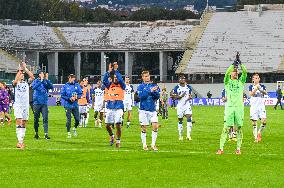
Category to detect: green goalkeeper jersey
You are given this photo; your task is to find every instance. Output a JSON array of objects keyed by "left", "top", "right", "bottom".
[{"left": 224, "top": 64, "right": 247, "bottom": 107}]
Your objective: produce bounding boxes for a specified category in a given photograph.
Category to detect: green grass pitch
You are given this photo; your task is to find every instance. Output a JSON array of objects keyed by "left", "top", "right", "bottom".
[{"left": 0, "top": 106, "right": 283, "bottom": 187}]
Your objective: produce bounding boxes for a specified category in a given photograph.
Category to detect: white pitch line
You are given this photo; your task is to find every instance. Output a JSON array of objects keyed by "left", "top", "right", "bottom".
[
  {"left": 0, "top": 147, "right": 207, "bottom": 154},
  {"left": 0, "top": 147, "right": 283, "bottom": 156}
]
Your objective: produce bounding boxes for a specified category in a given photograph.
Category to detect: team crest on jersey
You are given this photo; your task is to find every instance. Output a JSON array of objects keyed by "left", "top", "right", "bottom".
[{"left": 17, "top": 84, "right": 27, "bottom": 92}]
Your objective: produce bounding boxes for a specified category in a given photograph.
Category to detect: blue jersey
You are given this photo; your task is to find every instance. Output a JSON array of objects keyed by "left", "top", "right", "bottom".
[
  {"left": 32, "top": 79, "right": 54, "bottom": 105},
  {"left": 137, "top": 82, "right": 160, "bottom": 112},
  {"left": 60, "top": 82, "right": 82, "bottom": 108}
]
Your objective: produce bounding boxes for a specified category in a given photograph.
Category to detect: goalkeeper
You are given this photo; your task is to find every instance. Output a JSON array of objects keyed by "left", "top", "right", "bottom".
[{"left": 216, "top": 53, "right": 247, "bottom": 155}]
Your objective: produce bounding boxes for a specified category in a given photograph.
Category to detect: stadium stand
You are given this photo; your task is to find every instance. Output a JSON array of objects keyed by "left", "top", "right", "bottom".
[
  {"left": 0, "top": 48, "right": 20, "bottom": 73},
  {"left": 180, "top": 10, "right": 284, "bottom": 74},
  {"left": 176, "top": 11, "right": 213, "bottom": 74},
  {"left": 0, "top": 23, "right": 193, "bottom": 51},
  {"left": 0, "top": 24, "right": 63, "bottom": 49}
]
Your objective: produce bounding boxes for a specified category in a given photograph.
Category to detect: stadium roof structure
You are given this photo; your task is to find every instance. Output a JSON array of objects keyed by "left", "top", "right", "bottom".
[
  {"left": 0, "top": 24, "right": 193, "bottom": 51},
  {"left": 185, "top": 10, "right": 284, "bottom": 74}
]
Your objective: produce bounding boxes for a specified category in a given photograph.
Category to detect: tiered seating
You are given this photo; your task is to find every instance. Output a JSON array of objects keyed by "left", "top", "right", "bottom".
[
  {"left": 0, "top": 49, "right": 20, "bottom": 73},
  {"left": 59, "top": 25, "right": 193, "bottom": 50},
  {"left": 0, "top": 23, "right": 193, "bottom": 50},
  {"left": 0, "top": 24, "right": 62, "bottom": 49},
  {"left": 184, "top": 10, "right": 284, "bottom": 74}
]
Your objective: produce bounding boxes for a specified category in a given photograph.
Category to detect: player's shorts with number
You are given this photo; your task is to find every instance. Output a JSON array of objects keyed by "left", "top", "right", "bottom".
[
  {"left": 250, "top": 107, "right": 266, "bottom": 121},
  {"left": 225, "top": 106, "right": 244, "bottom": 127},
  {"left": 177, "top": 106, "right": 192, "bottom": 118},
  {"left": 14, "top": 105, "right": 29, "bottom": 120},
  {"left": 105, "top": 109, "right": 123, "bottom": 124},
  {"left": 139, "top": 110, "right": 158, "bottom": 125}
]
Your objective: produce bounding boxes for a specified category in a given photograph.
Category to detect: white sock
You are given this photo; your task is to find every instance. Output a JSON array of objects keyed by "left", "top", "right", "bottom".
[
  {"left": 141, "top": 132, "right": 146, "bottom": 147},
  {"left": 187, "top": 122, "right": 192, "bottom": 138},
  {"left": 151, "top": 131, "right": 158, "bottom": 147},
  {"left": 16, "top": 126, "right": 22, "bottom": 143},
  {"left": 253, "top": 125, "right": 257, "bottom": 139},
  {"left": 116, "top": 139, "right": 120, "bottom": 144},
  {"left": 178, "top": 123, "right": 183, "bottom": 137},
  {"left": 21, "top": 127, "right": 26, "bottom": 143},
  {"left": 127, "top": 122, "right": 130, "bottom": 126}
]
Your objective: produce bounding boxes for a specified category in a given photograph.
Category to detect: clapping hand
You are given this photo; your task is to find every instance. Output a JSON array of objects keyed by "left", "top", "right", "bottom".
[{"left": 151, "top": 86, "right": 159, "bottom": 92}]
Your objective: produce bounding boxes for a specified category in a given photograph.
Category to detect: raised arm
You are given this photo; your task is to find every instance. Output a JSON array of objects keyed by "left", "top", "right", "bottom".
[
  {"left": 43, "top": 73, "right": 54, "bottom": 89},
  {"left": 103, "top": 72, "right": 111, "bottom": 89},
  {"left": 224, "top": 65, "right": 234, "bottom": 85},
  {"left": 22, "top": 62, "right": 35, "bottom": 80},
  {"left": 115, "top": 71, "right": 126, "bottom": 89},
  {"left": 239, "top": 64, "right": 247, "bottom": 84},
  {"left": 13, "top": 70, "right": 23, "bottom": 86}
]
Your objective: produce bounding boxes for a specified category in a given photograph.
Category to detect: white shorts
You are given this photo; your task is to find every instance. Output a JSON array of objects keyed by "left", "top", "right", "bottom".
[
  {"left": 139, "top": 110, "right": 158, "bottom": 126},
  {"left": 79, "top": 105, "right": 88, "bottom": 114},
  {"left": 94, "top": 103, "right": 104, "bottom": 112},
  {"left": 177, "top": 106, "right": 192, "bottom": 119},
  {"left": 124, "top": 102, "right": 133, "bottom": 112},
  {"left": 250, "top": 107, "right": 266, "bottom": 121},
  {"left": 14, "top": 106, "right": 29, "bottom": 120},
  {"left": 105, "top": 109, "right": 123, "bottom": 124}
]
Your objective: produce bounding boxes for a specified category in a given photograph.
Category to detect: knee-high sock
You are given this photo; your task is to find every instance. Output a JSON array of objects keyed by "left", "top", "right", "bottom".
[
  {"left": 141, "top": 131, "right": 146, "bottom": 147},
  {"left": 187, "top": 118, "right": 192, "bottom": 138},
  {"left": 22, "top": 127, "right": 26, "bottom": 142},
  {"left": 151, "top": 130, "right": 158, "bottom": 147},
  {"left": 237, "top": 128, "right": 243, "bottom": 150},
  {"left": 16, "top": 125, "right": 22, "bottom": 144},
  {"left": 253, "top": 125, "right": 257, "bottom": 139},
  {"left": 178, "top": 122, "right": 183, "bottom": 137},
  {"left": 219, "top": 127, "right": 229, "bottom": 150}
]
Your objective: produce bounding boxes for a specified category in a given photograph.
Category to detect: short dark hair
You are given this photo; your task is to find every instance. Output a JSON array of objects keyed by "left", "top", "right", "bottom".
[
  {"left": 141, "top": 70, "right": 149, "bottom": 76},
  {"left": 252, "top": 73, "right": 259, "bottom": 78},
  {"left": 68, "top": 74, "right": 76, "bottom": 78}
]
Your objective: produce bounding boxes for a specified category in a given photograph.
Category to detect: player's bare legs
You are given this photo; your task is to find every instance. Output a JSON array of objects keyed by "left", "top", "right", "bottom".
[
  {"left": 115, "top": 123, "right": 122, "bottom": 148},
  {"left": 257, "top": 118, "right": 267, "bottom": 142},
  {"left": 106, "top": 124, "right": 114, "bottom": 146}
]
